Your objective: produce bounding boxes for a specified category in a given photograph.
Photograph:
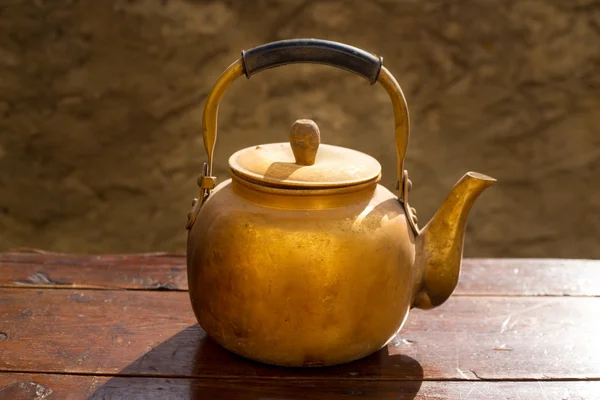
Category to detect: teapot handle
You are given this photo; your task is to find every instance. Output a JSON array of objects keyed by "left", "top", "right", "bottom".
[
  {"left": 188, "top": 39, "right": 418, "bottom": 234},
  {"left": 242, "top": 39, "right": 383, "bottom": 83}
]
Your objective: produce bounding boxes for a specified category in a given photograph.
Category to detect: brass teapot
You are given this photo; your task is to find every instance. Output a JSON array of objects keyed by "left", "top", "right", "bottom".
[{"left": 186, "top": 39, "right": 495, "bottom": 367}]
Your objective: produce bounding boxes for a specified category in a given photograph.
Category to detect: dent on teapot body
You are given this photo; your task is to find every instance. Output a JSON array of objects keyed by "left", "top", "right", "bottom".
[
  {"left": 186, "top": 39, "right": 495, "bottom": 367},
  {"left": 187, "top": 178, "right": 417, "bottom": 367}
]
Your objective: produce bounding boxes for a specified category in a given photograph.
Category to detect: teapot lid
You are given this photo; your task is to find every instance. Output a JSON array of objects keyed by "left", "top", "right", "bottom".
[{"left": 229, "top": 119, "right": 381, "bottom": 189}]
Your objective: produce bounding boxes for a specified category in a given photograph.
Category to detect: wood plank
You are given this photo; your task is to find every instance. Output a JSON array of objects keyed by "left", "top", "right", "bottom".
[
  {"left": 0, "top": 251, "right": 184, "bottom": 266},
  {"left": 1, "top": 289, "right": 598, "bottom": 380},
  {"left": 457, "top": 258, "right": 600, "bottom": 296},
  {"left": 1, "top": 373, "right": 599, "bottom": 400},
  {"left": 2, "top": 253, "right": 599, "bottom": 296},
  {"left": 0, "top": 252, "right": 187, "bottom": 290}
]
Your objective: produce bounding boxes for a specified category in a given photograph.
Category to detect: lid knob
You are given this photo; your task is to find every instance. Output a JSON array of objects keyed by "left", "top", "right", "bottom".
[{"left": 290, "top": 119, "right": 320, "bottom": 166}]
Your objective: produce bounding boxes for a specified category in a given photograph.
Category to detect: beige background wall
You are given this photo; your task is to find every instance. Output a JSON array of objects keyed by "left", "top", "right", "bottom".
[{"left": 1, "top": 0, "right": 599, "bottom": 257}]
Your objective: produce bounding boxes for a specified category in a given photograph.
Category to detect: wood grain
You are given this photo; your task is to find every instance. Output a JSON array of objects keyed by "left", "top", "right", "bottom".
[
  {"left": 0, "top": 252, "right": 187, "bottom": 290},
  {"left": 2, "top": 253, "right": 599, "bottom": 296},
  {"left": 0, "top": 251, "right": 184, "bottom": 265},
  {"left": 1, "top": 288, "right": 598, "bottom": 380},
  {"left": 458, "top": 258, "right": 600, "bottom": 296},
  {"left": 1, "top": 373, "right": 599, "bottom": 400}
]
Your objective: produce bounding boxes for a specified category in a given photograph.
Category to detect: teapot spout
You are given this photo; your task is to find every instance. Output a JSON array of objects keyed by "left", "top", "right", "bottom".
[{"left": 412, "top": 172, "right": 496, "bottom": 309}]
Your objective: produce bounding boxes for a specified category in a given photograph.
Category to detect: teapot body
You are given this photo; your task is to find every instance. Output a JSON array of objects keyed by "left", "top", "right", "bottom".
[
  {"left": 187, "top": 177, "right": 417, "bottom": 367},
  {"left": 186, "top": 39, "right": 495, "bottom": 367}
]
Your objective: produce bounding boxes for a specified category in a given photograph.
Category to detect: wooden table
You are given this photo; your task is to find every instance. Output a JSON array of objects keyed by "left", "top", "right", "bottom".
[{"left": 1, "top": 253, "right": 599, "bottom": 399}]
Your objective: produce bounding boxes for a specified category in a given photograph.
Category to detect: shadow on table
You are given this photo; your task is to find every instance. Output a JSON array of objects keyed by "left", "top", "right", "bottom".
[{"left": 91, "top": 324, "right": 423, "bottom": 399}]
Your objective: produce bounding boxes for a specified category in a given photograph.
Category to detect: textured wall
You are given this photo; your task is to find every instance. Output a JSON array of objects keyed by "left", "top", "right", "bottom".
[{"left": 1, "top": 0, "right": 599, "bottom": 257}]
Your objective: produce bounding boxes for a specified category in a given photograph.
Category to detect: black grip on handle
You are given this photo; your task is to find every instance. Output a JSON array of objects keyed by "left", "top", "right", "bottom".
[{"left": 241, "top": 39, "right": 383, "bottom": 84}]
